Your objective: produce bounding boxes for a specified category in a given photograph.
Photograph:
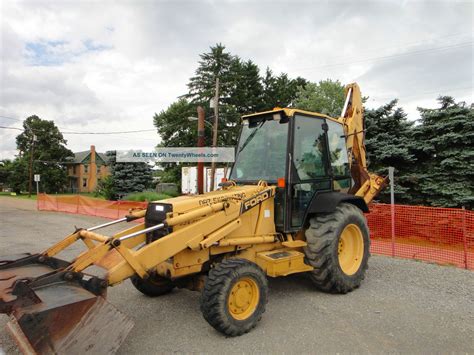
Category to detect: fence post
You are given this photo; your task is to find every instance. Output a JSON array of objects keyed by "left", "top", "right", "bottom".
[
  {"left": 462, "top": 206, "right": 468, "bottom": 269},
  {"left": 389, "top": 167, "right": 395, "bottom": 257}
]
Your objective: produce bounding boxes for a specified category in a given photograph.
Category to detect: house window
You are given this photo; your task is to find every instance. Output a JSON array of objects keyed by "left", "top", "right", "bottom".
[
  {"left": 84, "top": 164, "right": 89, "bottom": 173},
  {"left": 97, "top": 165, "right": 101, "bottom": 174},
  {"left": 83, "top": 178, "right": 87, "bottom": 187},
  {"left": 72, "top": 165, "right": 76, "bottom": 174}
]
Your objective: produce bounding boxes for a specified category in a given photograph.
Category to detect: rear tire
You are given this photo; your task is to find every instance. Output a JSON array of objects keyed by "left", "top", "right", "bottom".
[
  {"left": 200, "top": 259, "right": 268, "bottom": 336},
  {"left": 131, "top": 274, "right": 175, "bottom": 297},
  {"left": 304, "top": 203, "right": 370, "bottom": 294}
]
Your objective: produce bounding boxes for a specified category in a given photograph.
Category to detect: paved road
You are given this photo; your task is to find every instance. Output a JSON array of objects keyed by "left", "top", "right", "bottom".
[{"left": 0, "top": 197, "right": 473, "bottom": 354}]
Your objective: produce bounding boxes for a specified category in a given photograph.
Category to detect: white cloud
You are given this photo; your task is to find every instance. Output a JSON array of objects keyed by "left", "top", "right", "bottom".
[{"left": 0, "top": 0, "right": 472, "bottom": 160}]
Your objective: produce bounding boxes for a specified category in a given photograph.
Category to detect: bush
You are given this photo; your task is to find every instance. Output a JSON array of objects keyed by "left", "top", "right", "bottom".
[
  {"left": 94, "top": 176, "right": 116, "bottom": 200},
  {"left": 124, "top": 191, "right": 172, "bottom": 202}
]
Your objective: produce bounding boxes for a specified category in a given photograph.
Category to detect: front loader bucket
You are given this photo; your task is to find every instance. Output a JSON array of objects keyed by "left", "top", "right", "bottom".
[{"left": 0, "top": 254, "right": 134, "bottom": 354}]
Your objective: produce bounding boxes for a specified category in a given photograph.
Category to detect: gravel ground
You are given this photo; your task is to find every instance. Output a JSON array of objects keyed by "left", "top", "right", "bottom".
[{"left": 0, "top": 197, "right": 473, "bottom": 354}]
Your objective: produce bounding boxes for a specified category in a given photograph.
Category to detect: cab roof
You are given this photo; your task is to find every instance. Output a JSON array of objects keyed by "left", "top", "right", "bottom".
[{"left": 242, "top": 107, "right": 342, "bottom": 124}]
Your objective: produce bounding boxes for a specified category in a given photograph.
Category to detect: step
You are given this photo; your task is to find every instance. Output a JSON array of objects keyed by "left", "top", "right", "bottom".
[{"left": 256, "top": 249, "right": 313, "bottom": 277}]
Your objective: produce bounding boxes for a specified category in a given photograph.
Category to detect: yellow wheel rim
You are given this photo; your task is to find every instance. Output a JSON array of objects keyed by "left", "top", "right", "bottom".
[
  {"left": 338, "top": 224, "right": 364, "bottom": 276},
  {"left": 227, "top": 277, "right": 259, "bottom": 320}
]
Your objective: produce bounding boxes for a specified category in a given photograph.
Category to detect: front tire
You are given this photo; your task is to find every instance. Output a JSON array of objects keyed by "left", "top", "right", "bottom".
[
  {"left": 304, "top": 203, "right": 370, "bottom": 294},
  {"left": 200, "top": 259, "right": 268, "bottom": 336},
  {"left": 131, "top": 274, "right": 175, "bottom": 297}
]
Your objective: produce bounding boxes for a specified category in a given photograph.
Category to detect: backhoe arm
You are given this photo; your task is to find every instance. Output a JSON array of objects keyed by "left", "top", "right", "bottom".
[{"left": 338, "top": 83, "right": 387, "bottom": 204}]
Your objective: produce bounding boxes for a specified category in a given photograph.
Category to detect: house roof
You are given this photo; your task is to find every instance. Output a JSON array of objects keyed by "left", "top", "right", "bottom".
[
  {"left": 97, "top": 152, "right": 109, "bottom": 163},
  {"left": 67, "top": 151, "right": 109, "bottom": 164}
]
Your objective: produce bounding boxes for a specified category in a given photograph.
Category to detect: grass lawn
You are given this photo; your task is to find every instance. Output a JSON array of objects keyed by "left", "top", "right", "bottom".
[
  {"left": 0, "top": 192, "right": 38, "bottom": 200},
  {"left": 0, "top": 191, "right": 175, "bottom": 202},
  {"left": 0, "top": 192, "right": 105, "bottom": 200},
  {"left": 124, "top": 191, "right": 174, "bottom": 202}
]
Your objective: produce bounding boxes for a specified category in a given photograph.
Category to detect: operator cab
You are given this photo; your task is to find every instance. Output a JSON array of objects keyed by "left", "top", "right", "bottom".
[{"left": 229, "top": 108, "right": 352, "bottom": 233}]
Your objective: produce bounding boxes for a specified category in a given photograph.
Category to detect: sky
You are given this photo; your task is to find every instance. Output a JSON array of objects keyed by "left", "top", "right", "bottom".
[{"left": 0, "top": 0, "right": 472, "bottom": 159}]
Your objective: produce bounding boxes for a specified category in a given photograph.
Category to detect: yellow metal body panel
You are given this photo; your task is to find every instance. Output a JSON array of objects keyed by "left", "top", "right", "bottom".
[
  {"left": 28, "top": 82, "right": 385, "bottom": 291},
  {"left": 256, "top": 249, "right": 313, "bottom": 277},
  {"left": 281, "top": 240, "right": 307, "bottom": 248},
  {"left": 241, "top": 83, "right": 387, "bottom": 204}
]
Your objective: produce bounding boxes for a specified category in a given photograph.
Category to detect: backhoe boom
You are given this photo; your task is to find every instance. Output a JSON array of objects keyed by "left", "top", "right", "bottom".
[{"left": 338, "top": 83, "right": 388, "bottom": 203}]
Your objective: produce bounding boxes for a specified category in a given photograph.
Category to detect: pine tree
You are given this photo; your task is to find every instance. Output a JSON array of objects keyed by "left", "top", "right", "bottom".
[
  {"left": 261, "top": 68, "right": 308, "bottom": 110},
  {"left": 186, "top": 45, "right": 264, "bottom": 147},
  {"left": 106, "top": 151, "right": 153, "bottom": 199},
  {"left": 187, "top": 43, "right": 235, "bottom": 104},
  {"left": 413, "top": 97, "right": 474, "bottom": 208},
  {"left": 227, "top": 59, "right": 264, "bottom": 113},
  {"left": 222, "top": 59, "right": 265, "bottom": 145},
  {"left": 364, "top": 100, "right": 418, "bottom": 204}
]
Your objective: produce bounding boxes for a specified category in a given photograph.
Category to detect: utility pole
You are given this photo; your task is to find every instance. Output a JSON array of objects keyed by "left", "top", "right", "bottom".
[
  {"left": 28, "top": 133, "right": 36, "bottom": 197},
  {"left": 197, "top": 106, "right": 205, "bottom": 194},
  {"left": 210, "top": 76, "right": 219, "bottom": 191}
]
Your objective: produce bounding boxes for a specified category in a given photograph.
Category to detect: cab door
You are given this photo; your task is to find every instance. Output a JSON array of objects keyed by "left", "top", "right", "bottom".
[{"left": 287, "top": 114, "right": 332, "bottom": 231}]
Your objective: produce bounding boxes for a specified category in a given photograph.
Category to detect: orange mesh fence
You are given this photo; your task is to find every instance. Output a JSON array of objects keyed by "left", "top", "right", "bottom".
[
  {"left": 37, "top": 194, "right": 473, "bottom": 270},
  {"left": 366, "top": 203, "right": 473, "bottom": 270},
  {"left": 37, "top": 194, "right": 147, "bottom": 220}
]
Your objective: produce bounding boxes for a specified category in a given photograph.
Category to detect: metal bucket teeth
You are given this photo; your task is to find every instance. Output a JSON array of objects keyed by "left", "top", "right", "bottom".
[
  {"left": 7, "top": 286, "right": 134, "bottom": 354},
  {"left": 0, "top": 254, "right": 134, "bottom": 354},
  {"left": 0, "top": 254, "right": 54, "bottom": 312}
]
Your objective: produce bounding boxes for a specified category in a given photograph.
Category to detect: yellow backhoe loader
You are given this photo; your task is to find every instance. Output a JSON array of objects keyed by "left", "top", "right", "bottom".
[{"left": 0, "top": 83, "right": 386, "bottom": 354}]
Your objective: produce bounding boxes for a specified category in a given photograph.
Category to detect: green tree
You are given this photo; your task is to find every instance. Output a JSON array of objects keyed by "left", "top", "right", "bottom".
[
  {"left": 0, "top": 159, "right": 13, "bottom": 186},
  {"left": 155, "top": 45, "right": 310, "bottom": 186},
  {"left": 153, "top": 99, "right": 203, "bottom": 184},
  {"left": 364, "top": 100, "right": 418, "bottom": 204},
  {"left": 14, "top": 115, "right": 73, "bottom": 193},
  {"left": 222, "top": 59, "right": 265, "bottom": 145},
  {"left": 159, "top": 44, "right": 265, "bottom": 185},
  {"left": 105, "top": 150, "right": 153, "bottom": 199},
  {"left": 6, "top": 159, "right": 28, "bottom": 194},
  {"left": 262, "top": 68, "right": 308, "bottom": 110},
  {"left": 154, "top": 99, "right": 203, "bottom": 148},
  {"left": 187, "top": 43, "right": 235, "bottom": 104},
  {"left": 413, "top": 97, "right": 474, "bottom": 208},
  {"left": 227, "top": 59, "right": 264, "bottom": 112},
  {"left": 186, "top": 44, "right": 263, "bottom": 147},
  {"left": 293, "top": 79, "right": 345, "bottom": 116}
]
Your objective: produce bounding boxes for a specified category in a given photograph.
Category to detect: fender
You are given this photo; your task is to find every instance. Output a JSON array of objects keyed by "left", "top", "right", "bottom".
[{"left": 307, "top": 191, "right": 369, "bottom": 214}]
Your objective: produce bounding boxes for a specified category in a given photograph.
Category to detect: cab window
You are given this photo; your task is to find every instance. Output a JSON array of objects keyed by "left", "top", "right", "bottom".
[
  {"left": 326, "top": 120, "right": 351, "bottom": 191},
  {"left": 326, "top": 120, "right": 349, "bottom": 176},
  {"left": 293, "top": 115, "right": 328, "bottom": 180}
]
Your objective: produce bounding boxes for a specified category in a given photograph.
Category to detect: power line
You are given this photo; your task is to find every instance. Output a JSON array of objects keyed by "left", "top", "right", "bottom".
[
  {"left": 295, "top": 41, "right": 473, "bottom": 71},
  {"left": 0, "top": 115, "right": 156, "bottom": 134},
  {"left": 0, "top": 125, "right": 156, "bottom": 135},
  {"left": 321, "top": 32, "right": 472, "bottom": 64},
  {"left": 0, "top": 115, "right": 22, "bottom": 122},
  {"left": 0, "top": 126, "right": 23, "bottom": 131},
  {"left": 371, "top": 86, "right": 473, "bottom": 101},
  {"left": 62, "top": 129, "right": 156, "bottom": 134}
]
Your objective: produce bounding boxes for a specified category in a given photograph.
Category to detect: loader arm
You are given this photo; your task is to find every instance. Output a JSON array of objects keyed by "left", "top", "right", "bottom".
[
  {"left": 337, "top": 83, "right": 388, "bottom": 203},
  {"left": 0, "top": 183, "right": 277, "bottom": 354}
]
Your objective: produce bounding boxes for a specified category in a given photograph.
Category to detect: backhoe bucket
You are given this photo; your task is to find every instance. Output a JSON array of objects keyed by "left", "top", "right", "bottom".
[{"left": 0, "top": 253, "right": 134, "bottom": 354}]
